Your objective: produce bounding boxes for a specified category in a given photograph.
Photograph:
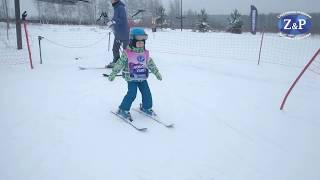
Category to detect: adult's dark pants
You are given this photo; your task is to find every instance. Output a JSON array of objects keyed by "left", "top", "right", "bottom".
[{"left": 112, "top": 39, "right": 129, "bottom": 63}]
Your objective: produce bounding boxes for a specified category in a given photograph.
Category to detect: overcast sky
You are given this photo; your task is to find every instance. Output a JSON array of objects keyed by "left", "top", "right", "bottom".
[
  {"left": 161, "top": 0, "right": 320, "bottom": 15},
  {"left": 7, "top": 0, "right": 320, "bottom": 17}
]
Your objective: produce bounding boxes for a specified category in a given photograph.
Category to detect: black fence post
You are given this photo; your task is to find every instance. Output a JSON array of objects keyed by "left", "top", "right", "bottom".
[
  {"left": 38, "top": 36, "right": 44, "bottom": 64},
  {"left": 108, "top": 32, "right": 111, "bottom": 52}
]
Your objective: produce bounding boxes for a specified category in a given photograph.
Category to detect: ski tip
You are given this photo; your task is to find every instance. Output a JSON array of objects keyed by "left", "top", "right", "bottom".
[
  {"left": 166, "top": 123, "right": 175, "bottom": 128},
  {"left": 79, "top": 66, "right": 85, "bottom": 70},
  {"left": 139, "top": 128, "right": 148, "bottom": 132},
  {"left": 102, "top": 73, "right": 109, "bottom": 77}
]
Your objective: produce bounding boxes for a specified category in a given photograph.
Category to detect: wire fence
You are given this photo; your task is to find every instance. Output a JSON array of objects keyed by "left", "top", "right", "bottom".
[
  {"left": 147, "top": 30, "right": 320, "bottom": 68},
  {"left": 0, "top": 23, "right": 34, "bottom": 66},
  {"left": 1, "top": 23, "right": 319, "bottom": 69},
  {"left": 309, "top": 50, "right": 320, "bottom": 75}
]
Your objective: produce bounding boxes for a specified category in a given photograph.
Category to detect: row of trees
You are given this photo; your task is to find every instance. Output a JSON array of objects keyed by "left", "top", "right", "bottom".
[
  {"left": 0, "top": 0, "right": 319, "bottom": 34},
  {"left": 32, "top": 0, "right": 167, "bottom": 25},
  {"left": 0, "top": 0, "right": 9, "bottom": 19}
]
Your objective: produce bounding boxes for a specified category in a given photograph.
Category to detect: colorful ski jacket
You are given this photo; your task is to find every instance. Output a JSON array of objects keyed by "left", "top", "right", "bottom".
[{"left": 110, "top": 46, "right": 161, "bottom": 81}]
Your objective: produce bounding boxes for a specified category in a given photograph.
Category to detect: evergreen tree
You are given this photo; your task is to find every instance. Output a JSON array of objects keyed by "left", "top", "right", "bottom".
[
  {"left": 227, "top": 9, "right": 243, "bottom": 34},
  {"left": 196, "top": 8, "right": 210, "bottom": 32}
]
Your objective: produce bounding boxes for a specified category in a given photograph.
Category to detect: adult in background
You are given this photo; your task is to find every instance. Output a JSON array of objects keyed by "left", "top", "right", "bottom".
[{"left": 106, "top": 0, "right": 129, "bottom": 68}]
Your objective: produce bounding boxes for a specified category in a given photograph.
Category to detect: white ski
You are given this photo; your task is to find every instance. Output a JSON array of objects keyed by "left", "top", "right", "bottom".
[
  {"left": 132, "top": 108, "right": 174, "bottom": 128},
  {"left": 79, "top": 66, "right": 107, "bottom": 70},
  {"left": 111, "top": 111, "right": 147, "bottom": 132}
]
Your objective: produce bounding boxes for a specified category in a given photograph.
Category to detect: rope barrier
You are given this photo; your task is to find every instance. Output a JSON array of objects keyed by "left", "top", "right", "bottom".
[{"left": 42, "top": 32, "right": 109, "bottom": 49}]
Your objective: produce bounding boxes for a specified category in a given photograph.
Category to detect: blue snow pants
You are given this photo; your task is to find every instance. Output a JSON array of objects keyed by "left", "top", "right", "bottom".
[{"left": 119, "top": 80, "right": 152, "bottom": 111}]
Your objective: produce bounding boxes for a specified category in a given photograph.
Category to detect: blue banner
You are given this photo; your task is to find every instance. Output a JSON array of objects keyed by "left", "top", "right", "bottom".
[{"left": 250, "top": 5, "right": 258, "bottom": 34}]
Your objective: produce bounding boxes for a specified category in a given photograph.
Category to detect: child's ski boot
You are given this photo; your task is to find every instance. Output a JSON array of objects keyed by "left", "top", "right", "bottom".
[
  {"left": 139, "top": 104, "right": 156, "bottom": 116},
  {"left": 105, "top": 62, "right": 115, "bottom": 69},
  {"left": 117, "top": 109, "right": 133, "bottom": 121}
]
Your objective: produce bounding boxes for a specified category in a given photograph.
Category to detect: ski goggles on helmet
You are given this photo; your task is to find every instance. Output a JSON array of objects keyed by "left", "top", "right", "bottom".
[{"left": 132, "top": 34, "right": 148, "bottom": 41}]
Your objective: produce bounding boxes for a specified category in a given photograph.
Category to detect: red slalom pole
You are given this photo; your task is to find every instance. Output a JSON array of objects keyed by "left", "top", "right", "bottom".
[
  {"left": 280, "top": 48, "right": 320, "bottom": 110},
  {"left": 22, "top": 11, "right": 33, "bottom": 69}
]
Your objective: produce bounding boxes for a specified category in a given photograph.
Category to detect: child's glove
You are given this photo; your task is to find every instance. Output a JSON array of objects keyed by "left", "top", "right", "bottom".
[
  {"left": 108, "top": 73, "right": 116, "bottom": 81},
  {"left": 155, "top": 72, "right": 162, "bottom": 81}
]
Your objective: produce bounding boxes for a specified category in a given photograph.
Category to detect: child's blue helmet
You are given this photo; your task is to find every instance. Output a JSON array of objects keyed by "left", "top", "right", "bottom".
[{"left": 129, "top": 27, "right": 148, "bottom": 40}]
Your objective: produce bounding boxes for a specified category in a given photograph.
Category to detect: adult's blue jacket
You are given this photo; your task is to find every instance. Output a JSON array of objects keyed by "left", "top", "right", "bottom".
[{"left": 112, "top": 1, "right": 129, "bottom": 41}]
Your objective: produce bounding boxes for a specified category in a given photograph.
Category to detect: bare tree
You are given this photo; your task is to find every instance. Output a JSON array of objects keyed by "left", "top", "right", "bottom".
[
  {"left": 167, "top": 0, "right": 179, "bottom": 28},
  {"left": 35, "top": 0, "right": 42, "bottom": 23},
  {"left": 3, "top": 0, "right": 10, "bottom": 40},
  {"left": 0, "top": 1, "right": 4, "bottom": 18},
  {"left": 97, "top": 0, "right": 110, "bottom": 19},
  {"left": 155, "top": 6, "right": 166, "bottom": 29},
  {"left": 199, "top": 9, "right": 207, "bottom": 23},
  {"left": 58, "top": 3, "right": 76, "bottom": 24},
  {"left": 185, "top": 9, "right": 197, "bottom": 29},
  {"left": 146, "top": 0, "right": 162, "bottom": 17},
  {"left": 79, "top": 2, "right": 94, "bottom": 24},
  {"left": 124, "top": 0, "right": 140, "bottom": 15},
  {"left": 168, "top": 0, "right": 179, "bottom": 18}
]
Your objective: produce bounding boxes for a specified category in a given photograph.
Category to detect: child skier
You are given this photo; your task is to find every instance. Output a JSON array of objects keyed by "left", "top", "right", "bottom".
[{"left": 108, "top": 27, "right": 162, "bottom": 120}]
